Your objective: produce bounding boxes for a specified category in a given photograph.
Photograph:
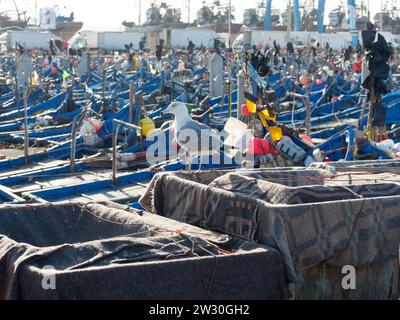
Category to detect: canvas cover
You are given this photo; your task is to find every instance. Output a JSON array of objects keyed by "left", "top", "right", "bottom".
[
  {"left": 139, "top": 168, "right": 400, "bottom": 298},
  {"left": 0, "top": 201, "right": 288, "bottom": 300}
]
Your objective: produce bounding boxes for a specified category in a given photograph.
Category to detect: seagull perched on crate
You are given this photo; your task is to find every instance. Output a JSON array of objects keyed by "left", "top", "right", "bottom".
[{"left": 162, "top": 101, "right": 222, "bottom": 171}]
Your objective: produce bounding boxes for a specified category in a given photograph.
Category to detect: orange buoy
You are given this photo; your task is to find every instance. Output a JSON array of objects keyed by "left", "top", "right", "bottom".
[
  {"left": 300, "top": 75, "right": 309, "bottom": 86},
  {"left": 299, "top": 134, "right": 314, "bottom": 146}
]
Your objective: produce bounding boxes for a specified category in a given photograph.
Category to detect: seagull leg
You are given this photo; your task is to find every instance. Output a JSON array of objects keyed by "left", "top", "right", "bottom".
[
  {"left": 198, "top": 154, "right": 203, "bottom": 172},
  {"left": 185, "top": 150, "right": 190, "bottom": 171},
  {"left": 188, "top": 151, "right": 192, "bottom": 173}
]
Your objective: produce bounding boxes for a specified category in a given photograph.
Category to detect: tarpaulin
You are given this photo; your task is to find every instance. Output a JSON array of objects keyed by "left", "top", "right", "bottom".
[
  {"left": 140, "top": 167, "right": 400, "bottom": 299},
  {"left": 0, "top": 202, "right": 288, "bottom": 300}
]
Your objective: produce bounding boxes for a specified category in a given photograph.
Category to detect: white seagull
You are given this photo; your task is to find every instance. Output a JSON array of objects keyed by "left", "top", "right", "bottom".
[{"left": 162, "top": 101, "right": 222, "bottom": 171}]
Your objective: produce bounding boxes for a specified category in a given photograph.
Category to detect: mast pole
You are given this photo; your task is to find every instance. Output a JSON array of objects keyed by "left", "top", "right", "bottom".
[
  {"left": 35, "top": 0, "right": 38, "bottom": 28},
  {"left": 287, "top": 0, "right": 292, "bottom": 42},
  {"left": 188, "top": 0, "right": 191, "bottom": 26},
  {"left": 228, "top": 0, "right": 232, "bottom": 48},
  {"left": 12, "top": 0, "right": 20, "bottom": 16},
  {"left": 139, "top": 0, "right": 141, "bottom": 26}
]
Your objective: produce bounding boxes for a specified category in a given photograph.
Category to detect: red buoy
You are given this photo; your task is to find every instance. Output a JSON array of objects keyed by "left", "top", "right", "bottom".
[{"left": 246, "top": 138, "right": 270, "bottom": 156}]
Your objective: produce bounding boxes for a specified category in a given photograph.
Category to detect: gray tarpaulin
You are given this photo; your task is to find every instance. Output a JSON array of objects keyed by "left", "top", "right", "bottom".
[
  {"left": 0, "top": 201, "right": 288, "bottom": 300},
  {"left": 139, "top": 168, "right": 400, "bottom": 299}
]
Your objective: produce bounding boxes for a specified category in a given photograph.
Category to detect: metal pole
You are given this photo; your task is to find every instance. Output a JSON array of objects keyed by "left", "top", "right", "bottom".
[
  {"left": 265, "top": 0, "right": 272, "bottom": 31},
  {"left": 347, "top": 0, "right": 356, "bottom": 31},
  {"left": 366, "top": 79, "right": 376, "bottom": 139},
  {"left": 102, "top": 69, "right": 106, "bottom": 99},
  {"left": 367, "top": 0, "right": 370, "bottom": 21},
  {"left": 112, "top": 122, "right": 119, "bottom": 186},
  {"left": 15, "top": 78, "right": 20, "bottom": 118},
  {"left": 289, "top": 92, "right": 311, "bottom": 135},
  {"left": 70, "top": 113, "right": 82, "bottom": 172},
  {"left": 23, "top": 88, "right": 30, "bottom": 165},
  {"left": 380, "top": 0, "right": 384, "bottom": 31},
  {"left": 162, "top": 69, "right": 166, "bottom": 94},
  {"left": 129, "top": 80, "right": 135, "bottom": 124},
  {"left": 35, "top": 0, "right": 38, "bottom": 28},
  {"left": 305, "top": 96, "right": 311, "bottom": 136},
  {"left": 171, "top": 72, "right": 175, "bottom": 100},
  {"left": 112, "top": 119, "right": 142, "bottom": 186},
  {"left": 317, "top": 0, "right": 325, "bottom": 33},
  {"left": 358, "top": 91, "right": 368, "bottom": 130},
  {"left": 228, "top": 66, "right": 232, "bottom": 118},
  {"left": 139, "top": 0, "right": 142, "bottom": 26},
  {"left": 287, "top": 0, "right": 292, "bottom": 42},
  {"left": 237, "top": 69, "right": 246, "bottom": 119},
  {"left": 293, "top": 0, "right": 301, "bottom": 32},
  {"left": 188, "top": 0, "right": 191, "bottom": 26},
  {"left": 228, "top": 0, "right": 232, "bottom": 48},
  {"left": 228, "top": 0, "right": 232, "bottom": 118}
]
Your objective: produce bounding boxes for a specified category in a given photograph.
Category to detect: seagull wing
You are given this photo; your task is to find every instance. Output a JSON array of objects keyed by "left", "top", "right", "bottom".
[{"left": 177, "top": 119, "right": 222, "bottom": 154}]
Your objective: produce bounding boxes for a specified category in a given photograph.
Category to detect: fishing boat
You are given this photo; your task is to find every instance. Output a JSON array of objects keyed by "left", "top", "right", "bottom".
[
  {"left": 123, "top": 0, "right": 185, "bottom": 30},
  {"left": 1, "top": 15, "right": 400, "bottom": 300},
  {"left": 0, "top": 0, "right": 29, "bottom": 31},
  {"left": 373, "top": 4, "right": 400, "bottom": 34},
  {"left": 327, "top": 3, "right": 346, "bottom": 30},
  {"left": 38, "top": 6, "right": 83, "bottom": 41}
]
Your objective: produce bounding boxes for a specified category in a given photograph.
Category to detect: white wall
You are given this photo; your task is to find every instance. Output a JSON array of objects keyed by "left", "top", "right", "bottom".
[
  {"left": 97, "top": 32, "right": 143, "bottom": 50},
  {"left": 163, "top": 28, "right": 216, "bottom": 48},
  {"left": 6, "top": 31, "right": 60, "bottom": 50},
  {"left": 243, "top": 30, "right": 361, "bottom": 50}
]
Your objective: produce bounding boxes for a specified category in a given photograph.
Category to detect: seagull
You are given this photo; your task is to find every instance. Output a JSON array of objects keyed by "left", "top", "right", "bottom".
[{"left": 162, "top": 101, "right": 222, "bottom": 171}]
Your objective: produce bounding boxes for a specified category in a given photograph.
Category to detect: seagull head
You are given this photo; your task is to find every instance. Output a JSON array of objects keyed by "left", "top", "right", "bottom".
[{"left": 162, "top": 101, "right": 189, "bottom": 118}]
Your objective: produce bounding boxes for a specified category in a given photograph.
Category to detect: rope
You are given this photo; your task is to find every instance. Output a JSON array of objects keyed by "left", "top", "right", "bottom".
[
  {"left": 207, "top": 172, "right": 400, "bottom": 186},
  {"left": 73, "top": 201, "right": 229, "bottom": 302},
  {"left": 75, "top": 202, "right": 234, "bottom": 255}
]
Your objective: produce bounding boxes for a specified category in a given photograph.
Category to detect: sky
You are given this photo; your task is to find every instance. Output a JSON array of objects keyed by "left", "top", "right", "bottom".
[{"left": 2, "top": 0, "right": 391, "bottom": 31}]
